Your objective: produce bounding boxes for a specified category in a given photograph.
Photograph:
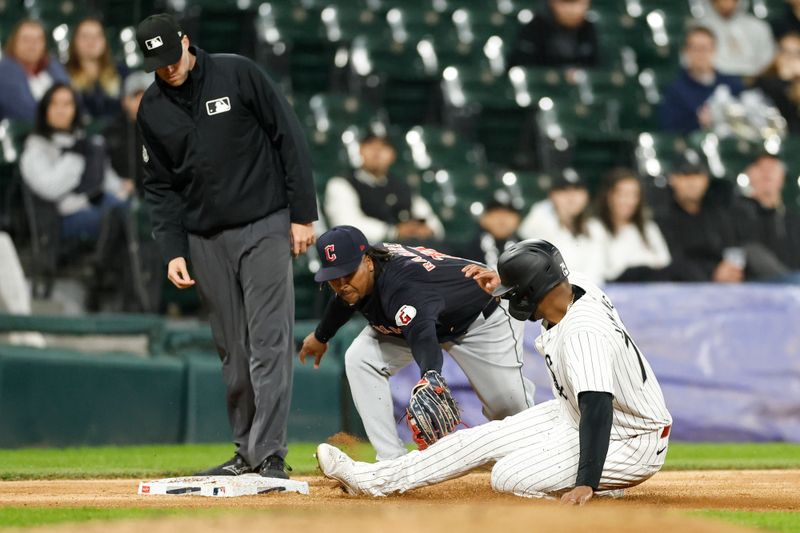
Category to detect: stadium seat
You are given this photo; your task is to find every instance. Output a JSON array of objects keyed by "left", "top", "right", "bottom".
[
  {"left": 306, "top": 128, "right": 351, "bottom": 181},
  {"left": 255, "top": 2, "right": 332, "bottom": 94},
  {"left": 348, "top": 35, "right": 441, "bottom": 127},
  {"left": 384, "top": 5, "right": 457, "bottom": 49},
  {"left": 494, "top": 169, "right": 549, "bottom": 210},
  {"left": 688, "top": 132, "right": 763, "bottom": 180},
  {"left": 403, "top": 125, "right": 488, "bottom": 176},
  {"left": 320, "top": 3, "right": 390, "bottom": 43},
  {"left": 192, "top": 2, "right": 258, "bottom": 56},
  {"left": 507, "top": 66, "right": 573, "bottom": 104},
  {"left": 449, "top": 6, "right": 520, "bottom": 48},
  {"left": 586, "top": 10, "right": 640, "bottom": 73},
  {"left": 633, "top": 8, "right": 687, "bottom": 70},
  {"left": 537, "top": 97, "right": 637, "bottom": 188},
  {"left": 25, "top": 0, "right": 88, "bottom": 29},
  {"left": 440, "top": 64, "right": 530, "bottom": 165},
  {"left": 749, "top": 0, "right": 785, "bottom": 19},
  {"left": 571, "top": 68, "right": 659, "bottom": 131},
  {"left": 304, "top": 93, "right": 388, "bottom": 135}
]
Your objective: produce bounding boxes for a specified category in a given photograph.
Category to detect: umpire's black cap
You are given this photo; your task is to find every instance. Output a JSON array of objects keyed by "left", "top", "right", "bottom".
[
  {"left": 136, "top": 14, "right": 184, "bottom": 73},
  {"left": 314, "top": 226, "right": 370, "bottom": 282},
  {"left": 493, "top": 239, "right": 570, "bottom": 320}
]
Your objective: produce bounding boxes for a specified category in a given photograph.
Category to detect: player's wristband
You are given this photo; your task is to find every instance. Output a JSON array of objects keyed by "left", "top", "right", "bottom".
[{"left": 313, "top": 326, "right": 332, "bottom": 344}]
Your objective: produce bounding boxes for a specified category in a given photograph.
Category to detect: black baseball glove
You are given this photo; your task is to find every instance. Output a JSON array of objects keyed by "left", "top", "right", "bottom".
[{"left": 406, "top": 369, "right": 461, "bottom": 449}]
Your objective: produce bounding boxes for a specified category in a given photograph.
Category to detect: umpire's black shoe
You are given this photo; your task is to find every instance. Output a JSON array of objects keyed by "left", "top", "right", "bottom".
[
  {"left": 194, "top": 453, "right": 253, "bottom": 476},
  {"left": 258, "top": 455, "right": 292, "bottom": 479}
]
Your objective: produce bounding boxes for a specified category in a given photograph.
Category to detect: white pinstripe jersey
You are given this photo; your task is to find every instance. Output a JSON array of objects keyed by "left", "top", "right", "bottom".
[{"left": 534, "top": 275, "right": 672, "bottom": 438}]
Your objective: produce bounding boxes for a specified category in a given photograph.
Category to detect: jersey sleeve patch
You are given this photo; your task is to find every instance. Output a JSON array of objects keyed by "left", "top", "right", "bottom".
[{"left": 395, "top": 305, "right": 417, "bottom": 327}]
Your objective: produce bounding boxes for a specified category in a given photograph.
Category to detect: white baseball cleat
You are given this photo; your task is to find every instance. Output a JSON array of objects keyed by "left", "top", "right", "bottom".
[{"left": 316, "top": 443, "right": 362, "bottom": 495}]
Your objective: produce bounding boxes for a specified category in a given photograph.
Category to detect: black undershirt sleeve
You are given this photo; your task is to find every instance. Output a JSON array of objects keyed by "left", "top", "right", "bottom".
[
  {"left": 314, "top": 296, "right": 357, "bottom": 343},
  {"left": 576, "top": 391, "right": 614, "bottom": 490}
]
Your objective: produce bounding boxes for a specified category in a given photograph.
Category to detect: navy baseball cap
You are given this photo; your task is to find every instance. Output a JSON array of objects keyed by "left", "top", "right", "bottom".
[
  {"left": 314, "top": 226, "right": 369, "bottom": 282},
  {"left": 136, "top": 14, "right": 184, "bottom": 73}
]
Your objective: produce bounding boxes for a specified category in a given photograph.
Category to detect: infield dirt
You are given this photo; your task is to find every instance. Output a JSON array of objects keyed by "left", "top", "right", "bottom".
[{"left": 0, "top": 470, "right": 798, "bottom": 533}]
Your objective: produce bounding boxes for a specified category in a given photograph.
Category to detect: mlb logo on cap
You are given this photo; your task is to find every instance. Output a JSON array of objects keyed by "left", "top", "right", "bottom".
[
  {"left": 314, "top": 226, "right": 369, "bottom": 282},
  {"left": 145, "top": 36, "right": 163, "bottom": 50},
  {"left": 136, "top": 13, "right": 185, "bottom": 72}
]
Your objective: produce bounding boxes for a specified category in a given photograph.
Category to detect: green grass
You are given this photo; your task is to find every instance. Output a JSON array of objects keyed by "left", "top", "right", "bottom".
[
  {"left": 691, "top": 510, "right": 800, "bottom": 533},
  {"left": 0, "top": 442, "right": 798, "bottom": 480},
  {"left": 0, "top": 442, "right": 377, "bottom": 480},
  {"left": 662, "top": 443, "right": 800, "bottom": 471},
  {"left": 0, "top": 507, "right": 210, "bottom": 528}
]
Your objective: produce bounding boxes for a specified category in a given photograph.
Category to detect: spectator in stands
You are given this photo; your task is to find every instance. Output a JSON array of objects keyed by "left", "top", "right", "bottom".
[
  {"left": 104, "top": 71, "right": 152, "bottom": 190},
  {"left": 659, "top": 26, "right": 744, "bottom": 134},
  {"left": 65, "top": 17, "right": 127, "bottom": 123},
  {"left": 754, "top": 32, "right": 800, "bottom": 134},
  {"left": 518, "top": 168, "right": 606, "bottom": 284},
  {"left": 19, "top": 83, "right": 132, "bottom": 241},
  {"left": 507, "top": 0, "right": 598, "bottom": 69},
  {"left": 733, "top": 152, "right": 800, "bottom": 282},
  {"left": 698, "top": 0, "right": 774, "bottom": 77},
  {"left": 0, "top": 19, "right": 69, "bottom": 122},
  {"left": 770, "top": 0, "right": 800, "bottom": 39},
  {"left": 595, "top": 168, "right": 671, "bottom": 282},
  {"left": 459, "top": 200, "right": 522, "bottom": 268},
  {"left": 655, "top": 150, "right": 744, "bottom": 282},
  {"left": 20, "top": 83, "right": 136, "bottom": 311},
  {"left": 324, "top": 134, "right": 444, "bottom": 243}
]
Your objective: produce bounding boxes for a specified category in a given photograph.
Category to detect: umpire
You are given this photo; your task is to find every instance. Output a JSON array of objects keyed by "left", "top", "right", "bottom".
[{"left": 135, "top": 14, "right": 317, "bottom": 479}]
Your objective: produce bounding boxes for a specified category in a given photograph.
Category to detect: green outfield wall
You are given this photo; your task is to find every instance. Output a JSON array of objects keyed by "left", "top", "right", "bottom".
[{"left": 0, "top": 315, "right": 365, "bottom": 448}]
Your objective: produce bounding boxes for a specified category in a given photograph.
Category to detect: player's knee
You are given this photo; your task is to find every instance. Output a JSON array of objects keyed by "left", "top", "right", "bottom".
[
  {"left": 344, "top": 341, "right": 382, "bottom": 381},
  {"left": 490, "top": 460, "right": 515, "bottom": 494},
  {"left": 482, "top": 397, "right": 529, "bottom": 421}
]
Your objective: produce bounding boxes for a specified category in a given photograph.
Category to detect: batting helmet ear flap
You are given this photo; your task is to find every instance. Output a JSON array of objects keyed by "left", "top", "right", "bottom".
[{"left": 508, "top": 291, "right": 537, "bottom": 321}]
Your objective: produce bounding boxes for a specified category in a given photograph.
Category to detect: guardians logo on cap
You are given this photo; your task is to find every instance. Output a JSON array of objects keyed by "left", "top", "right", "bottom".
[{"left": 314, "top": 226, "right": 369, "bottom": 282}]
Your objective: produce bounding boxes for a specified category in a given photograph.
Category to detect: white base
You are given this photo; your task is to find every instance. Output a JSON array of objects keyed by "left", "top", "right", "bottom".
[{"left": 137, "top": 474, "right": 309, "bottom": 497}]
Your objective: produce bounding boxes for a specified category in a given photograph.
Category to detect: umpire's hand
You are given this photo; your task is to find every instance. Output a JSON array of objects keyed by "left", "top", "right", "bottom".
[
  {"left": 167, "top": 257, "right": 196, "bottom": 289},
  {"left": 290, "top": 222, "right": 316, "bottom": 257}
]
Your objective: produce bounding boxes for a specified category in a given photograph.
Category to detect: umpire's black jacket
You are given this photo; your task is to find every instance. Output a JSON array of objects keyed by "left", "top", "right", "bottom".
[{"left": 137, "top": 46, "right": 317, "bottom": 262}]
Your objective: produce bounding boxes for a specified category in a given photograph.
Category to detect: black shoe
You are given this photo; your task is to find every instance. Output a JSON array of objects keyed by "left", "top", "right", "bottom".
[
  {"left": 194, "top": 453, "right": 253, "bottom": 476},
  {"left": 258, "top": 455, "right": 292, "bottom": 479}
]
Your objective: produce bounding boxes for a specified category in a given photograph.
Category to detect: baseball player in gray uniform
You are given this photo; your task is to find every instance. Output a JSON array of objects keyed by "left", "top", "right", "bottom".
[{"left": 317, "top": 239, "right": 672, "bottom": 503}]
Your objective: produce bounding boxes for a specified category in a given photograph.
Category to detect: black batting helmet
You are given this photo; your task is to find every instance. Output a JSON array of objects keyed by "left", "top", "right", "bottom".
[{"left": 492, "top": 239, "right": 570, "bottom": 320}]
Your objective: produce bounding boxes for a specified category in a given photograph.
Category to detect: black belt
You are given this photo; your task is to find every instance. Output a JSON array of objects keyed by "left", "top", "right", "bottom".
[{"left": 482, "top": 299, "right": 500, "bottom": 319}]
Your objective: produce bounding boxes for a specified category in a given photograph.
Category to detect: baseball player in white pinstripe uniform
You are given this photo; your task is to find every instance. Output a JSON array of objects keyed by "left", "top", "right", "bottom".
[{"left": 317, "top": 239, "right": 672, "bottom": 504}]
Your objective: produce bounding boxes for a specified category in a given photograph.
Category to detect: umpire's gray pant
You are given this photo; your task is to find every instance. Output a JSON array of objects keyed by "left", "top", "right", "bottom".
[{"left": 188, "top": 208, "right": 294, "bottom": 468}]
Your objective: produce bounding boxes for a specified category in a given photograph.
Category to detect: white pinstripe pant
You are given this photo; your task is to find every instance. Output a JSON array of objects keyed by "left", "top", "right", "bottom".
[
  {"left": 345, "top": 302, "right": 535, "bottom": 461},
  {"left": 347, "top": 400, "right": 669, "bottom": 498}
]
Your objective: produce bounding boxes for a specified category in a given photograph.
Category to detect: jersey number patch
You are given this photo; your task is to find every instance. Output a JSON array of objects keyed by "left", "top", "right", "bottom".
[{"left": 395, "top": 305, "right": 417, "bottom": 326}]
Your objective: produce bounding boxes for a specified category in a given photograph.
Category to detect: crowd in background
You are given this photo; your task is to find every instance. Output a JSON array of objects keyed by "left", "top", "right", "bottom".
[{"left": 0, "top": 0, "right": 799, "bottom": 326}]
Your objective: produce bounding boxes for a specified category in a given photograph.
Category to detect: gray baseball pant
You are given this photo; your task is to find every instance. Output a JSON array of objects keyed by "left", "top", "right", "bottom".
[{"left": 188, "top": 208, "right": 294, "bottom": 468}]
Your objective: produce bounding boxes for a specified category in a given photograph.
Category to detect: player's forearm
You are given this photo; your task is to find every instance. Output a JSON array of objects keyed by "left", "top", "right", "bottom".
[
  {"left": 575, "top": 391, "right": 613, "bottom": 490},
  {"left": 407, "top": 326, "right": 443, "bottom": 375},
  {"left": 314, "top": 296, "right": 356, "bottom": 343}
]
